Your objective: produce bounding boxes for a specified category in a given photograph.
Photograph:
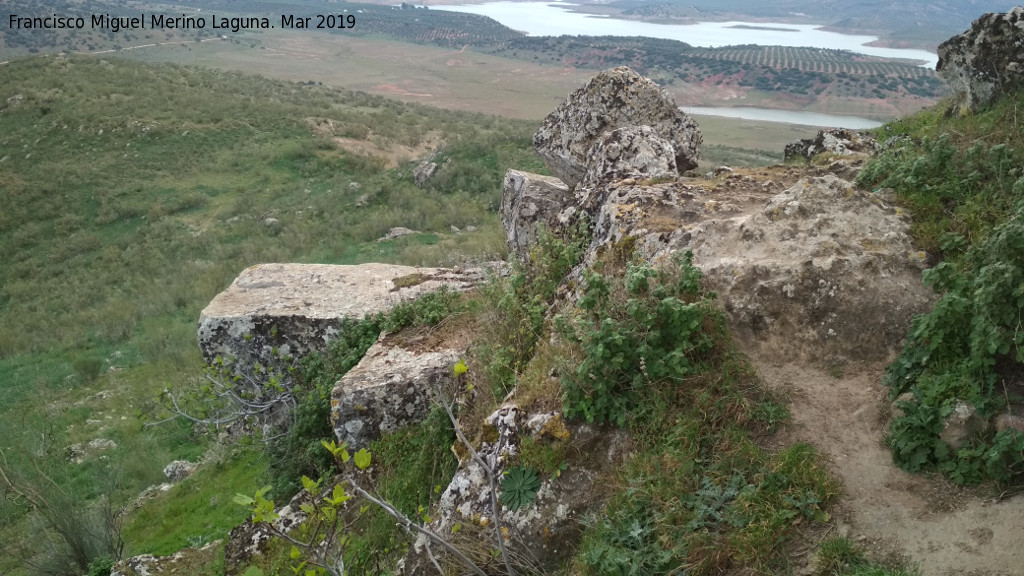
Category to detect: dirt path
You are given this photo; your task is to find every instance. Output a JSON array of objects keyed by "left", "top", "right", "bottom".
[{"left": 752, "top": 358, "right": 1024, "bottom": 576}]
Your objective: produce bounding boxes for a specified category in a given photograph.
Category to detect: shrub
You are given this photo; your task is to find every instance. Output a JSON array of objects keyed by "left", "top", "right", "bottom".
[
  {"left": 858, "top": 94, "right": 1024, "bottom": 487},
  {"left": 474, "top": 223, "right": 588, "bottom": 400},
  {"left": 556, "top": 251, "right": 717, "bottom": 426}
]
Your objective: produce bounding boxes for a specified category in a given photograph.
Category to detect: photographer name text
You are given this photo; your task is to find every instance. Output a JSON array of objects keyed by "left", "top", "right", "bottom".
[{"left": 8, "top": 13, "right": 356, "bottom": 33}]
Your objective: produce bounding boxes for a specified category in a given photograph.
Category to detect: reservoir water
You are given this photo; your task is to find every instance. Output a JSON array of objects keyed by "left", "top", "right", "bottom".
[
  {"left": 435, "top": 1, "right": 909, "bottom": 127},
  {"left": 435, "top": 1, "right": 938, "bottom": 68},
  {"left": 684, "top": 107, "right": 882, "bottom": 129}
]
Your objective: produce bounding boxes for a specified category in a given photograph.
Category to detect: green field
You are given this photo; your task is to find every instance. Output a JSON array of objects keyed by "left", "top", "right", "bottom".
[{"left": 0, "top": 54, "right": 546, "bottom": 574}]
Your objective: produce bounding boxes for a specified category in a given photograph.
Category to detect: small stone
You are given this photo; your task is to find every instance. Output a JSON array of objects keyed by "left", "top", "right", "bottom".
[
  {"left": 940, "top": 400, "right": 989, "bottom": 451},
  {"left": 994, "top": 413, "right": 1024, "bottom": 434},
  {"left": 163, "top": 460, "right": 198, "bottom": 483}
]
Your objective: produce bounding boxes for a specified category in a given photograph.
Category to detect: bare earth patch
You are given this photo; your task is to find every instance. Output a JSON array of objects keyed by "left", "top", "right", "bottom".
[{"left": 753, "top": 357, "right": 1024, "bottom": 576}]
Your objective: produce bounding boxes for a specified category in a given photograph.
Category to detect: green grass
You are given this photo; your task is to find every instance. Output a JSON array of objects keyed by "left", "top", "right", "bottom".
[
  {"left": 121, "top": 445, "right": 267, "bottom": 556},
  {"left": 0, "top": 53, "right": 542, "bottom": 574},
  {"left": 816, "top": 537, "right": 919, "bottom": 576}
]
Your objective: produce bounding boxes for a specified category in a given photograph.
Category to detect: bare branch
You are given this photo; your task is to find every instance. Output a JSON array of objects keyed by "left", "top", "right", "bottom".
[{"left": 439, "top": 396, "right": 516, "bottom": 576}]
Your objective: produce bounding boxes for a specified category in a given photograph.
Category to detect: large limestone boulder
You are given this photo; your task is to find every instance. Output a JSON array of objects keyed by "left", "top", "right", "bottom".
[
  {"left": 578, "top": 125, "right": 679, "bottom": 195},
  {"left": 501, "top": 169, "right": 572, "bottom": 259},
  {"left": 197, "top": 263, "right": 482, "bottom": 374},
  {"left": 331, "top": 338, "right": 461, "bottom": 450},
  {"left": 533, "top": 66, "right": 701, "bottom": 189},
  {"left": 564, "top": 170, "right": 934, "bottom": 363},
  {"left": 937, "top": 7, "right": 1024, "bottom": 113}
]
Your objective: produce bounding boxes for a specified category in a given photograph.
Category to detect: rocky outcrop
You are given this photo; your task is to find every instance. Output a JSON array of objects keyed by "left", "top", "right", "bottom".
[
  {"left": 112, "top": 542, "right": 220, "bottom": 576},
  {"left": 578, "top": 125, "right": 679, "bottom": 192},
  {"left": 937, "top": 7, "right": 1024, "bottom": 113},
  {"left": 783, "top": 128, "right": 880, "bottom": 163},
  {"left": 197, "top": 263, "right": 483, "bottom": 375},
  {"left": 570, "top": 171, "right": 933, "bottom": 362},
  {"left": 533, "top": 66, "right": 701, "bottom": 189},
  {"left": 401, "top": 405, "right": 629, "bottom": 574},
  {"left": 163, "top": 460, "right": 197, "bottom": 483},
  {"left": 501, "top": 169, "right": 572, "bottom": 258},
  {"left": 940, "top": 400, "right": 989, "bottom": 451},
  {"left": 331, "top": 337, "right": 461, "bottom": 450}
]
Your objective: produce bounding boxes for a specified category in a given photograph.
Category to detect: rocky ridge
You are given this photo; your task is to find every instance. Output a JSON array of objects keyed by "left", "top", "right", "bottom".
[{"left": 118, "top": 12, "right": 1024, "bottom": 570}]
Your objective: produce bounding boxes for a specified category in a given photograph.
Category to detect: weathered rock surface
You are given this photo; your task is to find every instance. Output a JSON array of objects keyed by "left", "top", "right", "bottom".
[
  {"left": 401, "top": 405, "right": 629, "bottom": 574},
  {"left": 578, "top": 125, "right": 679, "bottom": 193},
  {"left": 112, "top": 542, "right": 220, "bottom": 576},
  {"left": 163, "top": 460, "right": 197, "bottom": 483},
  {"left": 66, "top": 438, "right": 117, "bottom": 464},
  {"left": 783, "top": 128, "right": 881, "bottom": 163},
  {"left": 413, "top": 160, "right": 438, "bottom": 188},
  {"left": 940, "top": 400, "right": 989, "bottom": 451},
  {"left": 938, "top": 7, "right": 1024, "bottom": 113},
  {"left": 501, "top": 169, "right": 572, "bottom": 258},
  {"left": 994, "top": 412, "right": 1024, "bottom": 434},
  {"left": 561, "top": 168, "right": 933, "bottom": 363},
  {"left": 331, "top": 337, "right": 461, "bottom": 450},
  {"left": 198, "top": 263, "right": 483, "bottom": 374},
  {"left": 533, "top": 66, "right": 701, "bottom": 188},
  {"left": 377, "top": 226, "right": 421, "bottom": 243}
]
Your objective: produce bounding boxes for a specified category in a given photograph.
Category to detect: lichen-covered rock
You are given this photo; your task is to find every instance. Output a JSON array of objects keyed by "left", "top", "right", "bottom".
[
  {"left": 533, "top": 66, "right": 701, "bottom": 188},
  {"left": 783, "top": 128, "right": 880, "bottom": 163},
  {"left": 413, "top": 160, "right": 438, "bottom": 188},
  {"left": 501, "top": 169, "right": 572, "bottom": 258},
  {"left": 577, "top": 125, "right": 679, "bottom": 201},
  {"left": 400, "top": 405, "right": 629, "bottom": 574},
  {"left": 163, "top": 460, "right": 197, "bottom": 483},
  {"left": 940, "top": 400, "right": 989, "bottom": 451},
  {"left": 571, "top": 171, "right": 934, "bottom": 363},
  {"left": 937, "top": 7, "right": 1024, "bottom": 113},
  {"left": 112, "top": 542, "right": 220, "bottom": 576},
  {"left": 198, "top": 263, "right": 483, "bottom": 375},
  {"left": 331, "top": 338, "right": 461, "bottom": 450}
]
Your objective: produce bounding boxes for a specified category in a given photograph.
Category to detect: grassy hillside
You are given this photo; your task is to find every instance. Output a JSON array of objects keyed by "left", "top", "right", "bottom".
[{"left": 0, "top": 54, "right": 545, "bottom": 574}]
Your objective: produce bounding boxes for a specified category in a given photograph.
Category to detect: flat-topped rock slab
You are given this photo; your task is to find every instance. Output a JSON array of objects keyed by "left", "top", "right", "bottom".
[
  {"left": 198, "top": 263, "right": 484, "bottom": 372},
  {"left": 331, "top": 339, "right": 461, "bottom": 450}
]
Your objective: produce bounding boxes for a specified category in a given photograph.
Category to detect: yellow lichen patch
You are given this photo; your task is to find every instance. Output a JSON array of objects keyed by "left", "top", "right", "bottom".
[
  {"left": 538, "top": 413, "right": 571, "bottom": 442},
  {"left": 392, "top": 273, "right": 429, "bottom": 289},
  {"left": 858, "top": 237, "right": 889, "bottom": 252}
]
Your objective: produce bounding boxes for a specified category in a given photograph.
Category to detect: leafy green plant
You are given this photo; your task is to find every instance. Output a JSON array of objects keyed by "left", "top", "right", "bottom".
[
  {"left": 556, "top": 250, "right": 717, "bottom": 426},
  {"left": 580, "top": 503, "right": 677, "bottom": 576},
  {"left": 500, "top": 466, "right": 541, "bottom": 512},
  {"left": 474, "top": 222, "right": 588, "bottom": 399},
  {"left": 86, "top": 556, "right": 115, "bottom": 576},
  {"left": 858, "top": 93, "right": 1024, "bottom": 487}
]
